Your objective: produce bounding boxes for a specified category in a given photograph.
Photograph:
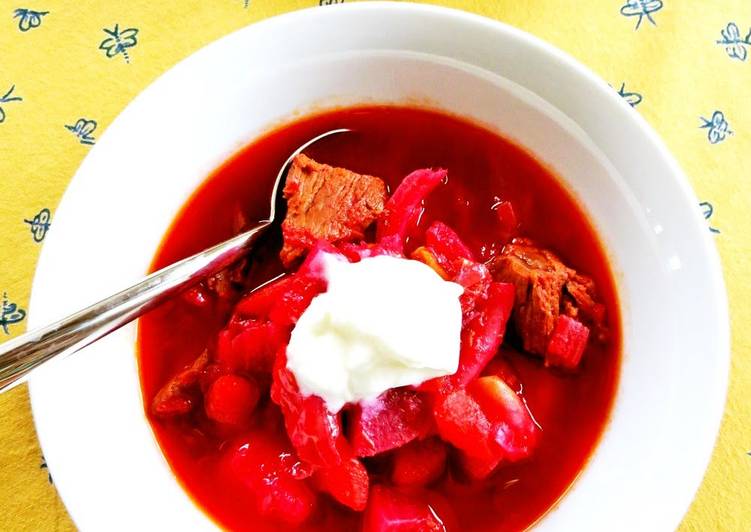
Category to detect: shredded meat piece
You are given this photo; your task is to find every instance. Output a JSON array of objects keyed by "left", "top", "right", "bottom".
[
  {"left": 280, "top": 154, "right": 387, "bottom": 266},
  {"left": 151, "top": 350, "right": 209, "bottom": 418},
  {"left": 488, "top": 238, "right": 606, "bottom": 356}
]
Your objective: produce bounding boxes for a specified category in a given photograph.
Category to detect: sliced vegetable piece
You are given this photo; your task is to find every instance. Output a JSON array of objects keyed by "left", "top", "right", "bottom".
[
  {"left": 545, "top": 314, "right": 590, "bottom": 370},
  {"left": 425, "top": 221, "right": 475, "bottom": 270},
  {"left": 376, "top": 168, "right": 447, "bottom": 251},
  {"left": 362, "top": 486, "right": 447, "bottom": 532},
  {"left": 432, "top": 389, "right": 499, "bottom": 464},
  {"left": 228, "top": 432, "right": 317, "bottom": 525},
  {"left": 453, "top": 259, "right": 493, "bottom": 314},
  {"left": 204, "top": 374, "right": 259, "bottom": 427},
  {"left": 233, "top": 271, "right": 324, "bottom": 329},
  {"left": 268, "top": 274, "right": 326, "bottom": 327},
  {"left": 349, "top": 388, "right": 432, "bottom": 457},
  {"left": 422, "top": 282, "right": 514, "bottom": 393},
  {"left": 391, "top": 437, "right": 448, "bottom": 487},
  {"left": 469, "top": 376, "right": 539, "bottom": 462},
  {"left": 312, "top": 457, "right": 369, "bottom": 511},
  {"left": 215, "top": 320, "right": 282, "bottom": 374},
  {"left": 234, "top": 275, "right": 296, "bottom": 319},
  {"left": 271, "top": 350, "right": 351, "bottom": 467}
]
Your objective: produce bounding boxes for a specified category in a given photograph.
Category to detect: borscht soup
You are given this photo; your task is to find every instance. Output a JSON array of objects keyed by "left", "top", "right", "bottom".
[{"left": 139, "top": 105, "right": 621, "bottom": 531}]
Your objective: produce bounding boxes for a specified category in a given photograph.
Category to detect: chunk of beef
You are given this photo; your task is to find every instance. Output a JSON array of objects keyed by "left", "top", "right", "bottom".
[
  {"left": 488, "top": 239, "right": 606, "bottom": 359},
  {"left": 151, "top": 350, "right": 209, "bottom": 418},
  {"left": 280, "top": 154, "right": 387, "bottom": 266}
]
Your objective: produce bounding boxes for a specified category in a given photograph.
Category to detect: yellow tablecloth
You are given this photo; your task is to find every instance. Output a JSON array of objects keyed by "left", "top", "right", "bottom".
[{"left": 1, "top": 0, "right": 748, "bottom": 530}]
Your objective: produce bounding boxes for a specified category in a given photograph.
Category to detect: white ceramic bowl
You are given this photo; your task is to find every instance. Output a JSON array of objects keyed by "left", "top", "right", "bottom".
[{"left": 28, "top": 3, "right": 728, "bottom": 531}]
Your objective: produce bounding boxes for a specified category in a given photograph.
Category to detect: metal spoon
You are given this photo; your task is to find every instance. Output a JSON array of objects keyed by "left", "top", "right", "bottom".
[{"left": 0, "top": 128, "right": 349, "bottom": 393}]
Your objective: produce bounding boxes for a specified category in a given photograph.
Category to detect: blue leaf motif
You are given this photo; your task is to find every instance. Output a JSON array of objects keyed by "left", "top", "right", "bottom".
[
  {"left": 99, "top": 24, "right": 139, "bottom": 64},
  {"left": 0, "top": 85, "right": 22, "bottom": 124},
  {"left": 699, "top": 201, "right": 721, "bottom": 234},
  {"left": 65, "top": 118, "right": 97, "bottom": 145},
  {"left": 0, "top": 292, "right": 26, "bottom": 335},
  {"left": 716, "top": 22, "right": 751, "bottom": 61},
  {"left": 699, "top": 111, "right": 732, "bottom": 144},
  {"left": 616, "top": 82, "right": 643, "bottom": 107},
  {"left": 23, "top": 208, "right": 51, "bottom": 242},
  {"left": 13, "top": 8, "right": 48, "bottom": 32},
  {"left": 620, "top": 0, "right": 663, "bottom": 30}
]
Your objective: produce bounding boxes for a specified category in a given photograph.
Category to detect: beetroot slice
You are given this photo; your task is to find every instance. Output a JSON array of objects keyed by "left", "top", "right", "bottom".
[
  {"left": 271, "top": 350, "right": 351, "bottom": 467},
  {"left": 227, "top": 431, "right": 317, "bottom": 526},
  {"left": 425, "top": 220, "right": 475, "bottom": 268},
  {"left": 469, "top": 376, "right": 540, "bottom": 463},
  {"left": 545, "top": 314, "right": 590, "bottom": 370},
  {"left": 391, "top": 437, "right": 448, "bottom": 487},
  {"left": 376, "top": 168, "right": 447, "bottom": 252},
  {"left": 421, "top": 282, "right": 514, "bottom": 394},
  {"left": 362, "top": 486, "right": 448, "bottom": 532},
  {"left": 312, "top": 457, "right": 370, "bottom": 511},
  {"left": 349, "top": 388, "right": 432, "bottom": 457},
  {"left": 215, "top": 320, "right": 282, "bottom": 374},
  {"left": 432, "top": 388, "right": 500, "bottom": 465}
]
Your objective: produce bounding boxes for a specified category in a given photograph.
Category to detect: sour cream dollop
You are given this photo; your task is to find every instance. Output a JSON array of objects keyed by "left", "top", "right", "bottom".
[{"left": 286, "top": 253, "right": 464, "bottom": 412}]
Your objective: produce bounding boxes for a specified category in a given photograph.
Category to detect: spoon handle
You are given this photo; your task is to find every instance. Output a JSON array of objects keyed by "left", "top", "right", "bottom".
[{"left": 0, "top": 221, "right": 271, "bottom": 393}]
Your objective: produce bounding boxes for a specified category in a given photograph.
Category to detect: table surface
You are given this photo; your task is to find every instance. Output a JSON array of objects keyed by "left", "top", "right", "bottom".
[{"left": 0, "top": 0, "right": 748, "bottom": 530}]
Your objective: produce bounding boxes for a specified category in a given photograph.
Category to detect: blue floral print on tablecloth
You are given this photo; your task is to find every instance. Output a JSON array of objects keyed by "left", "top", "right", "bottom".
[
  {"left": 620, "top": 0, "right": 663, "bottom": 30},
  {"left": 716, "top": 23, "right": 751, "bottom": 61},
  {"left": 12, "top": 8, "right": 48, "bottom": 32},
  {"left": 616, "top": 82, "right": 643, "bottom": 107},
  {"left": 23, "top": 208, "right": 51, "bottom": 242},
  {"left": 700, "top": 111, "right": 732, "bottom": 144},
  {"left": 0, "top": 85, "right": 22, "bottom": 123},
  {"left": 65, "top": 119, "right": 97, "bottom": 145},
  {"left": 700, "top": 201, "right": 721, "bottom": 234},
  {"left": 99, "top": 25, "right": 139, "bottom": 63},
  {"left": 0, "top": 293, "right": 25, "bottom": 335}
]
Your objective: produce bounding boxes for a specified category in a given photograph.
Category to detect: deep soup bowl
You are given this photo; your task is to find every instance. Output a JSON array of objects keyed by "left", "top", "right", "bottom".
[{"left": 27, "top": 3, "right": 728, "bottom": 530}]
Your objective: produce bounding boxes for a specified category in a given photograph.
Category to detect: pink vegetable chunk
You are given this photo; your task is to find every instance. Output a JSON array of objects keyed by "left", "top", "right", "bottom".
[
  {"left": 545, "top": 314, "right": 590, "bottom": 370},
  {"left": 469, "top": 376, "right": 539, "bottom": 463},
  {"left": 362, "top": 486, "right": 448, "bottom": 532},
  {"left": 422, "top": 282, "right": 514, "bottom": 393},
  {"left": 227, "top": 431, "right": 317, "bottom": 526},
  {"left": 376, "top": 168, "right": 447, "bottom": 252},
  {"left": 312, "top": 457, "right": 370, "bottom": 511},
  {"left": 271, "top": 350, "right": 351, "bottom": 467},
  {"left": 425, "top": 221, "right": 475, "bottom": 268},
  {"left": 391, "top": 437, "right": 448, "bottom": 487},
  {"left": 350, "top": 388, "right": 432, "bottom": 457}
]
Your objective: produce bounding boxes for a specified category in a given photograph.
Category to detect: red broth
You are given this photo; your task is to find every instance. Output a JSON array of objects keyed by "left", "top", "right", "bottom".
[{"left": 139, "top": 106, "right": 621, "bottom": 531}]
